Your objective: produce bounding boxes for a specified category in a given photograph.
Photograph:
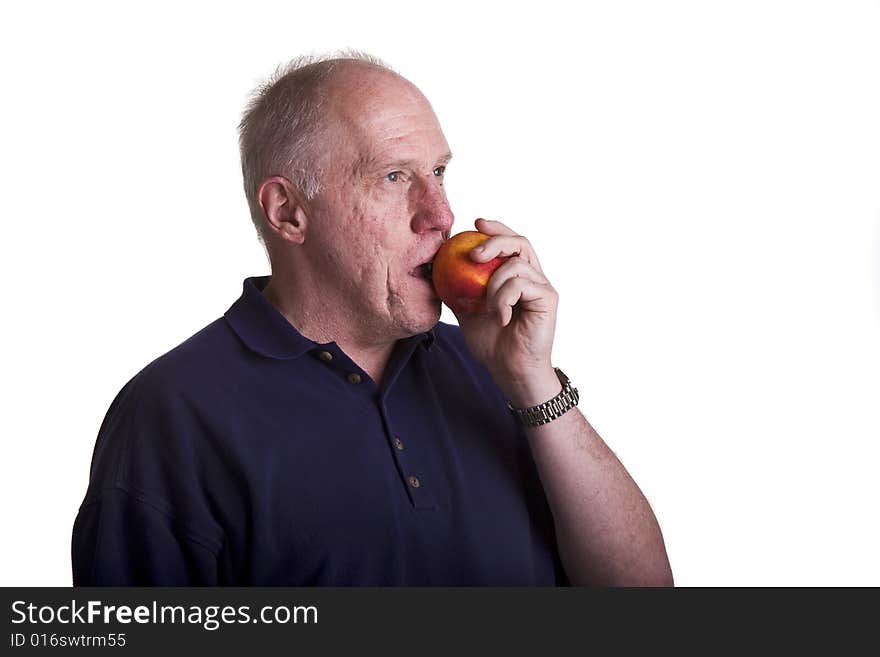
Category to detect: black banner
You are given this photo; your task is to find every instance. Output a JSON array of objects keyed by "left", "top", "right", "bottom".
[{"left": 1, "top": 588, "right": 876, "bottom": 654}]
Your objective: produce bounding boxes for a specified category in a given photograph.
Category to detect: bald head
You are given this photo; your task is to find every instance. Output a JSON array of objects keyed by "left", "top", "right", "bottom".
[
  {"left": 250, "top": 53, "right": 454, "bottom": 349},
  {"left": 238, "top": 53, "right": 424, "bottom": 250},
  {"left": 320, "top": 59, "right": 426, "bottom": 115}
]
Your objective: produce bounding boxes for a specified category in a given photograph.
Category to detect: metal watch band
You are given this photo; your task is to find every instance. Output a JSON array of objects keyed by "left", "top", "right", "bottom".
[{"left": 507, "top": 367, "right": 579, "bottom": 427}]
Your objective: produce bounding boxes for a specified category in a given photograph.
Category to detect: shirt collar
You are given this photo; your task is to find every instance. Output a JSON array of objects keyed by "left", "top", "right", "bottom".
[{"left": 224, "top": 276, "right": 435, "bottom": 360}]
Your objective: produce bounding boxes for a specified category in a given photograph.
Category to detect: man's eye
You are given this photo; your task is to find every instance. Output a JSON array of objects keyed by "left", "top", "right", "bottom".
[
  {"left": 433, "top": 166, "right": 446, "bottom": 177},
  {"left": 386, "top": 171, "right": 401, "bottom": 182}
]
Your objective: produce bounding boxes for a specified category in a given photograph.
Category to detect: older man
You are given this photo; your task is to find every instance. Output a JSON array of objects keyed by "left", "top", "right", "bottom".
[{"left": 72, "top": 53, "right": 672, "bottom": 586}]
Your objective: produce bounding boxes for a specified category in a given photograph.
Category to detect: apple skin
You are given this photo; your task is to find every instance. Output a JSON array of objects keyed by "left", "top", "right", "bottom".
[{"left": 431, "top": 231, "right": 507, "bottom": 314}]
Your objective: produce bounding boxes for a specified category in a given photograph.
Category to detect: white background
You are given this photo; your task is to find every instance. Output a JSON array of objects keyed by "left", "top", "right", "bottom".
[{"left": 1, "top": 0, "right": 878, "bottom": 586}]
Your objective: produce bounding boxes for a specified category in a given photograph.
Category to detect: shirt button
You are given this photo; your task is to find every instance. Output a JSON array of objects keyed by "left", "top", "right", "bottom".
[
  {"left": 318, "top": 350, "right": 333, "bottom": 362},
  {"left": 394, "top": 437, "right": 405, "bottom": 450},
  {"left": 408, "top": 475, "right": 421, "bottom": 489},
  {"left": 347, "top": 372, "right": 362, "bottom": 384}
]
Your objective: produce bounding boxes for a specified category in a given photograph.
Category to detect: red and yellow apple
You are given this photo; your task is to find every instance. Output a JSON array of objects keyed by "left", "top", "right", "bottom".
[{"left": 431, "top": 231, "right": 508, "bottom": 314}]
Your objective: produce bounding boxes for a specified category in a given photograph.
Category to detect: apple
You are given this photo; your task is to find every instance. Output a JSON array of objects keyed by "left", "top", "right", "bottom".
[{"left": 431, "top": 231, "right": 507, "bottom": 314}]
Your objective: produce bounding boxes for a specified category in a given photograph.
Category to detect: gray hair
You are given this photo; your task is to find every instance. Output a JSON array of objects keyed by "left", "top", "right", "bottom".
[{"left": 238, "top": 50, "right": 395, "bottom": 249}]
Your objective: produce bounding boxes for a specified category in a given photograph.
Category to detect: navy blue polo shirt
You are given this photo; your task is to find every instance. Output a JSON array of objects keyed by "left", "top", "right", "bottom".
[{"left": 72, "top": 276, "right": 567, "bottom": 586}]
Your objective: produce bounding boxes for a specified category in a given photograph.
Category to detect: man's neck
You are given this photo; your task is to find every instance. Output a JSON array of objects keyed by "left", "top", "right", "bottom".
[{"left": 262, "top": 277, "right": 396, "bottom": 385}]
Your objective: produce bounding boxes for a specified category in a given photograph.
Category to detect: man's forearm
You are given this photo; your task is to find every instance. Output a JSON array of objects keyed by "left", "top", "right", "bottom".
[{"left": 505, "top": 371, "right": 673, "bottom": 587}]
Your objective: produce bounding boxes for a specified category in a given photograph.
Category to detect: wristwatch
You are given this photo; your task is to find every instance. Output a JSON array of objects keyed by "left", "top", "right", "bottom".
[{"left": 507, "top": 367, "right": 579, "bottom": 427}]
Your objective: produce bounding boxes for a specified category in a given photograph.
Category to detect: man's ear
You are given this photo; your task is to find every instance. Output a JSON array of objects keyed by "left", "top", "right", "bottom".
[{"left": 257, "top": 176, "right": 309, "bottom": 245}]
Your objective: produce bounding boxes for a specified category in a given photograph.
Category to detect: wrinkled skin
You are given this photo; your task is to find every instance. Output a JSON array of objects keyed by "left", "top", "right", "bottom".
[{"left": 261, "top": 63, "right": 454, "bottom": 380}]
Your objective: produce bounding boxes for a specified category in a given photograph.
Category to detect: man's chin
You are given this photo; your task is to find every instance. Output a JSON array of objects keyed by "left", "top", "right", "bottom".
[{"left": 404, "top": 301, "right": 442, "bottom": 336}]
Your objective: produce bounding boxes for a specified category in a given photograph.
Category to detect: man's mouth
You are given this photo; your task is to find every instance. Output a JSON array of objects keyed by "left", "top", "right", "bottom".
[{"left": 410, "top": 261, "right": 434, "bottom": 280}]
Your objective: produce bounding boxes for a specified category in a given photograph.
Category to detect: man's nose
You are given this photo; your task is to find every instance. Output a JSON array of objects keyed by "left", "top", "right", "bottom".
[{"left": 410, "top": 179, "right": 454, "bottom": 234}]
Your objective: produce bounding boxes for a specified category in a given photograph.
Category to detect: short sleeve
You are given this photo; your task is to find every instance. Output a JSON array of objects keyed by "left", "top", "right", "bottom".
[
  {"left": 72, "top": 487, "right": 220, "bottom": 586},
  {"left": 72, "top": 363, "right": 228, "bottom": 586}
]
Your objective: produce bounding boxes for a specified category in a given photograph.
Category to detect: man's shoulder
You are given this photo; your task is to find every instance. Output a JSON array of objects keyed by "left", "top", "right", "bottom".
[
  {"left": 88, "top": 316, "right": 248, "bottom": 483},
  {"left": 114, "top": 315, "right": 243, "bottom": 410},
  {"left": 83, "top": 318, "right": 237, "bottom": 545},
  {"left": 142, "top": 317, "right": 234, "bottom": 381}
]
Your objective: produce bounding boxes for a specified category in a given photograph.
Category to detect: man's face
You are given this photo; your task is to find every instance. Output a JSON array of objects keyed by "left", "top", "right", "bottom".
[{"left": 304, "top": 69, "right": 455, "bottom": 343}]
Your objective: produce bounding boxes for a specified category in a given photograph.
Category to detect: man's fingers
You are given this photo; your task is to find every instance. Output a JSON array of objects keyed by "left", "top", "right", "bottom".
[
  {"left": 474, "top": 217, "right": 516, "bottom": 236},
  {"left": 471, "top": 234, "right": 544, "bottom": 275},
  {"left": 491, "top": 276, "right": 558, "bottom": 327},
  {"left": 485, "top": 258, "right": 548, "bottom": 303}
]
